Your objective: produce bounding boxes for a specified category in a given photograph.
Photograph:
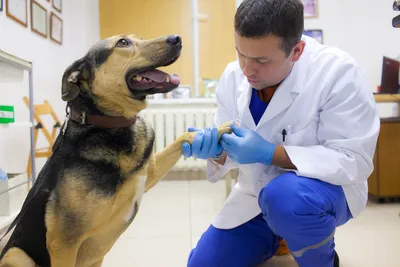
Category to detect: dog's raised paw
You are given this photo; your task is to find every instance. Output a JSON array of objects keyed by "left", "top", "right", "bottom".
[
  {"left": 180, "top": 121, "right": 233, "bottom": 144},
  {"left": 220, "top": 120, "right": 235, "bottom": 128},
  {"left": 217, "top": 121, "right": 234, "bottom": 139},
  {"left": 180, "top": 131, "right": 198, "bottom": 144}
]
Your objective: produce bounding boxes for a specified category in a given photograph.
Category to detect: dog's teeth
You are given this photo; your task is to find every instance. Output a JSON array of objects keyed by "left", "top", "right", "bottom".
[
  {"left": 165, "top": 77, "right": 170, "bottom": 83},
  {"left": 136, "top": 76, "right": 142, "bottom": 81}
]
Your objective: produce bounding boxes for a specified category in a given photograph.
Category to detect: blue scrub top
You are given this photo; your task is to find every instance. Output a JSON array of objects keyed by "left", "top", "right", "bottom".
[{"left": 249, "top": 88, "right": 269, "bottom": 125}]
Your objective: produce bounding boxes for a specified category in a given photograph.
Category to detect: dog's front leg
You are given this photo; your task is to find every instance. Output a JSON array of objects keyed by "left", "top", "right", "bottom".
[
  {"left": 45, "top": 200, "right": 86, "bottom": 267},
  {"left": 46, "top": 220, "right": 84, "bottom": 267},
  {"left": 0, "top": 247, "right": 37, "bottom": 267},
  {"left": 145, "top": 121, "right": 233, "bottom": 192}
]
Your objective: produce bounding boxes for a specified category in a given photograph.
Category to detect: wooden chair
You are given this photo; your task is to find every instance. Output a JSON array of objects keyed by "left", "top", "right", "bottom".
[{"left": 23, "top": 97, "right": 62, "bottom": 181}]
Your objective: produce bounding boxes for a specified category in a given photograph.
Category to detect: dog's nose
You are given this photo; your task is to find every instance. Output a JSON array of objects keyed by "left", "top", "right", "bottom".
[{"left": 167, "top": 35, "right": 182, "bottom": 45}]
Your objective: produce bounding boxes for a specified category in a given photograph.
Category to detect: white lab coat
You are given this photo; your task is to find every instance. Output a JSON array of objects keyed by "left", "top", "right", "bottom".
[{"left": 207, "top": 35, "right": 380, "bottom": 230}]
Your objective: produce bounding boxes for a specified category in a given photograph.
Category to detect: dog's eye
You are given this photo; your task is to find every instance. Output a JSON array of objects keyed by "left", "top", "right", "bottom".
[{"left": 116, "top": 39, "right": 131, "bottom": 48}]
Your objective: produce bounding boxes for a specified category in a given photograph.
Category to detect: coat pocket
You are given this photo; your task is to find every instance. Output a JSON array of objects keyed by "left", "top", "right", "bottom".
[{"left": 275, "top": 119, "right": 318, "bottom": 146}]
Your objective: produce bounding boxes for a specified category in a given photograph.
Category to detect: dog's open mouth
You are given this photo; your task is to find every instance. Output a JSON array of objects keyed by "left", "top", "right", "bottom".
[
  {"left": 130, "top": 69, "right": 180, "bottom": 90},
  {"left": 127, "top": 52, "right": 182, "bottom": 94}
]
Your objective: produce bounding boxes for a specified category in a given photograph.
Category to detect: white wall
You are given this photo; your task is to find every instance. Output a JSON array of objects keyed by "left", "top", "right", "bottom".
[
  {"left": 302, "top": 0, "right": 400, "bottom": 118},
  {"left": 303, "top": 0, "right": 400, "bottom": 92},
  {"left": 0, "top": 0, "right": 100, "bottom": 116},
  {"left": 0, "top": 0, "right": 100, "bottom": 174}
]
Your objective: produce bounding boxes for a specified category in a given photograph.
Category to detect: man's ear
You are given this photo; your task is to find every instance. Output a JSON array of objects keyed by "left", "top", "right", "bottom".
[
  {"left": 61, "top": 58, "right": 90, "bottom": 102},
  {"left": 291, "top": 40, "right": 306, "bottom": 63}
]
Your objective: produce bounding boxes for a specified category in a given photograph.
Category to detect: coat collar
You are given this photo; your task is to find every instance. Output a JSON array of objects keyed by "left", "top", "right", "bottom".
[{"left": 236, "top": 62, "right": 302, "bottom": 130}]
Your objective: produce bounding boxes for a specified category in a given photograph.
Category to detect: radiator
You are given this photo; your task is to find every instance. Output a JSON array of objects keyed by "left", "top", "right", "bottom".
[{"left": 140, "top": 105, "right": 217, "bottom": 170}]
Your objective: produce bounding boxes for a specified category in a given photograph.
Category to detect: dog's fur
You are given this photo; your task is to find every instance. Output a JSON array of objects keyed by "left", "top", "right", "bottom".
[{"left": 0, "top": 34, "right": 232, "bottom": 267}]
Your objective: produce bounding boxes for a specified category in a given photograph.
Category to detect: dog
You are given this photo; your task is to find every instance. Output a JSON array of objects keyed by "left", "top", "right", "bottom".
[{"left": 0, "top": 33, "right": 232, "bottom": 267}]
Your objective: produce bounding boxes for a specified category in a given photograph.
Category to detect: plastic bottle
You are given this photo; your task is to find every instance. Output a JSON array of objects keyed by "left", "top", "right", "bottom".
[{"left": 0, "top": 168, "right": 8, "bottom": 181}]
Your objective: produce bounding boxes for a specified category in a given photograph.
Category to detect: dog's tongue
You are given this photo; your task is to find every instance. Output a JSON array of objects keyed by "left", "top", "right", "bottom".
[{"left": 139, "top": 69, "right": 180, "bottom": 85}]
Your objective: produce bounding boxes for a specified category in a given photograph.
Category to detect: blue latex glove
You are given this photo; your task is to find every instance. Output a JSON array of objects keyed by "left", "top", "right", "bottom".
[
  {"left": 221, "top": 124, "right": 276, "bottom": 165},
  {"left": 182, "top": 127, "right": 223, "bottom": 159}
]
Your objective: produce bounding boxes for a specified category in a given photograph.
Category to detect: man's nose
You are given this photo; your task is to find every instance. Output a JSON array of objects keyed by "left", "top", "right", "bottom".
[{"left": 242, "top": 59, "right": 257, "bottom": 77}]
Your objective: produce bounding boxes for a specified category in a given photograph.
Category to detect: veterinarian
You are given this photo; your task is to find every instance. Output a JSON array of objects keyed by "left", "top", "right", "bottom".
[{"left": 181, "top": 0, "right": 380, "bottom": 266}]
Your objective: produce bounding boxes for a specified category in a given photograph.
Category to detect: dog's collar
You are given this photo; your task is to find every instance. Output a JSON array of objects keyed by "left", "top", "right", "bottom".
[{"left": 68, "top": 106, "right": 137, "bottom": 128}]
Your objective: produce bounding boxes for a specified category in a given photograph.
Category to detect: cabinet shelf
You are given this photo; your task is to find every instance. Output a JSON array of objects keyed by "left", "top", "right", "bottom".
[
  {"left": 0, "top": 50, "right": 35, "bottom": 235},
  {"left": 368, "top": 119, "right": 400, "bottom": 202}
]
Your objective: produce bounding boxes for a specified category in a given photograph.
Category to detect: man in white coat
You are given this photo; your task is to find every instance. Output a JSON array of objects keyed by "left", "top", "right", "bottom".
[{"left": 182, "top": 0, "right": 380, "bottom": 266}]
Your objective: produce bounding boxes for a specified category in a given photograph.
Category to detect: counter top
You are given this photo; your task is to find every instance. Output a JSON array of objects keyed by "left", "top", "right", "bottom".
[
  {"left": 380, "top": 117, "right": 400, "bottom": 122},
  {"left": 374, "top": 94, "right": 400, "bottom": 103},
  {"left": 0, "top": 121, "right": 33, "bottom": 128}
]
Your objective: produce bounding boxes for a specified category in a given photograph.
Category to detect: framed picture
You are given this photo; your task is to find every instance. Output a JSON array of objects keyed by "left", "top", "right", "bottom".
[
  {"left": 302, "top": 0, "right": 318, "bottom": 18},
  {"left": 31, "top": 0, "right": 47, "bottom": 38},
  {"left": 52, "top": 0, "right": 61, "bottom": 13},
  {"left": 304, "top": 29, "right": 323, "bottom": 44},
  {"left": 0, "top": 0, "right": 3, "bottom": 11},
  {"left": 50, "top": 11, "right": 62, "bottom": 45},
  {"left": 6, "top": 0, "right": 28, "bottom": 27}
]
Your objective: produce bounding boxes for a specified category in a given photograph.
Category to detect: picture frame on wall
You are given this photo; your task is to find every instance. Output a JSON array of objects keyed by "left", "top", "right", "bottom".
[
  {"left": 50, "top": 11, "right": 62, "bottom": 45},
  {"left": 31, "top": 0, "right": 47, "bottom": 38},
  {"left": 52, "top": 0, "right": 61, "bottom": 13},
  {"left": 6, "top": 0, "right": 28, "bottom": 27},
  {"left": 303, "top": 29, "right": 323, "bottom": 44},
  {"left": 302, "top": 0, "right": 318, "bottom": 18}
]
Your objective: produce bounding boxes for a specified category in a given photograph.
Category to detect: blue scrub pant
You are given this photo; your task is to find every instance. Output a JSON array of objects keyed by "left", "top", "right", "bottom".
[{"left": 187, "top": 172, "right": 353, "bottom": 267}]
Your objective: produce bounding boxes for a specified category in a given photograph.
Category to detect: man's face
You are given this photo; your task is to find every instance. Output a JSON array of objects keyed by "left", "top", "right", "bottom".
[{"left": 234, "top": 32, "right": 305, "bottom": 90}]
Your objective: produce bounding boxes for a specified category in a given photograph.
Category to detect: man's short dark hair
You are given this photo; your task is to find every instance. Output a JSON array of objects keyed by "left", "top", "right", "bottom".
[{"left": 235, "top": 0, "right": 304, "bottom": 56}]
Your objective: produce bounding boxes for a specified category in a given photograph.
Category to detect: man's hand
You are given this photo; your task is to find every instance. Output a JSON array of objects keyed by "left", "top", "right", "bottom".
[
  {"left": 182, "top": 127, "right": 223, "bottom": 159},
  {"left": 221, "top": 124, "right": 276, "bottom": 165}
]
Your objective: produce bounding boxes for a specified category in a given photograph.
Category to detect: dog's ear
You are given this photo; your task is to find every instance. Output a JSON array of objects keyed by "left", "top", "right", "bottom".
[
  {"left": 62, "top": 70, "right": 80, "bottom": 101},
  {"left": 61, "top": 58, "right": 91, "bottom": 102}
]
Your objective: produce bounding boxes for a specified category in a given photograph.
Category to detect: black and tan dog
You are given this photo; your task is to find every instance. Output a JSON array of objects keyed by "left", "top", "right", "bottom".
[{"left": 0, "top": 34, "right": 232, "bottom": 267}]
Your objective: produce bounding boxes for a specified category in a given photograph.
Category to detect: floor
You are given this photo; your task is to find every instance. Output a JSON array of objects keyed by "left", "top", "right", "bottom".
[
  {"left": 1, "top": 177, "right": 399, "bottom": 267},
  {"left": 104, "top": 180, "right": 400, "bottom": 267}
]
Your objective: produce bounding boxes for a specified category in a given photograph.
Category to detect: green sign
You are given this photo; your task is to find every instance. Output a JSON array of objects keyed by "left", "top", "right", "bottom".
[{"left": 0, "top": 106, "right": 15, "bottom": 124}]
